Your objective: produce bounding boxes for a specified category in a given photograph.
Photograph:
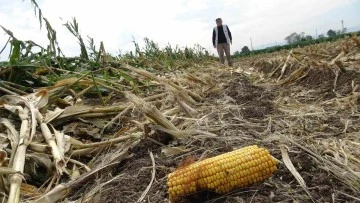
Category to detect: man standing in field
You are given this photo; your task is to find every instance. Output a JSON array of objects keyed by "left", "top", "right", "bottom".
[{"left": 212, "top": 18, "right": 233, "bottom": 66}]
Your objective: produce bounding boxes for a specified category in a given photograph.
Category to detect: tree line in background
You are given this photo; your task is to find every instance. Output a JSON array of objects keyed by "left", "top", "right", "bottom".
[
  {"left": 284, "top": 27, "right": 347, "bottom": 45},
  {"left": 234, "top": 27, "right": 355, "bottom": 57}
]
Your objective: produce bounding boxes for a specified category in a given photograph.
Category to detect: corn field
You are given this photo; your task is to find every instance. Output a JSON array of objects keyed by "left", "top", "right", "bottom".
[{"left": 0, "top": 1, "right": 360, "bottom": 203}]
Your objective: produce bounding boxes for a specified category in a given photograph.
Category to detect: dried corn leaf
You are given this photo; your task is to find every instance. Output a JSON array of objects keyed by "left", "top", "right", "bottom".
[{"left": 161, "top": 146, "right": 187, "bottom": 156}]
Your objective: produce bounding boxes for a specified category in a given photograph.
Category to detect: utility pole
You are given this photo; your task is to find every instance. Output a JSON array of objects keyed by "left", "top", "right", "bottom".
[
  {"left": 316, "top": 29, "right": 318, "bottom": 38},
  {"left": 341, "top": 20, "right": 344, "bottom": 33},
  {"left": 250, "top": 37, "right": 254, "bottom": 51}
]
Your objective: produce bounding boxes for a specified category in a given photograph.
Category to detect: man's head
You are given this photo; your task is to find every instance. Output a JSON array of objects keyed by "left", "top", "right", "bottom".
[{"left": 216, "top": 18, "right": 222, "bottom": 26}]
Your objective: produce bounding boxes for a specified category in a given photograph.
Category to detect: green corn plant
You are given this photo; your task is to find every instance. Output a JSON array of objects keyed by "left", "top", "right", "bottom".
[
  {"left": 64, "top": 17, "right": 89, "bottom": 60},
  {"left": 132, "top": 37, "right": 142, "bottom": 57},
  {"left": 28, "top": 0, "right": 63, "bottom": 58},
  {"left": 0, "top": 37, "right": 11, "bottom": 56},
  {"left": 9, "top": 40, "right": 21, "bottom": 65},
  {"left": 29, "top": 0, "right": 43, "bottom": 29},
  {"left": 87, "top": 36, "right": 98, "bottom": 61},
  {"left": 44, "top": 18, "right": 63, "bottom": 57},
  {"left": 165, "top": 43, "right": 173, "bottom": 58},
  {"left": 144, "top": 37, "right": 160, "bottom": 58}
]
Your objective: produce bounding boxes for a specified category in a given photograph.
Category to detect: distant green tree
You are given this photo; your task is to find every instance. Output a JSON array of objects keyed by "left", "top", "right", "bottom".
[
  {"left": 318, "top": 34, "right": 325, "bottom": 39},
  {"left": 299, "top": 32, "right": 305, "bottom": 39},
  {"left": 327, "top": 29, "right": 337, "bottom": 38},
  {"left": 285, "top": 32, "right": 301, "bottom": 44},
  {"left": 241, "top": 46, "right": 251, "bottom": 53},
  {"left": 284, "top": 35, "right": 291, "bottom": 44},
  {"left": 305, "top": 35, "right": 313, "bottom": 40},
  {"left": 336, "top": 28, "right": 347, "bottom": 35},
  {"left": 342, "top": 28, "right": 347, "bottom": 34}
]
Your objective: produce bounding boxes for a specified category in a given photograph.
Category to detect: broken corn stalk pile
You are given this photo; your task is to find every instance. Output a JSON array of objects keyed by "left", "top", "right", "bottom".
[{"left": 167, "top": 145, "right": 278, "bottom": 201}]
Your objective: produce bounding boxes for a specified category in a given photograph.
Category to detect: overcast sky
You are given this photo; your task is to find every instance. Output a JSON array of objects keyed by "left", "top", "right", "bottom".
[{"left": 1, "top": 0, "right": 359, "bottom": 60}]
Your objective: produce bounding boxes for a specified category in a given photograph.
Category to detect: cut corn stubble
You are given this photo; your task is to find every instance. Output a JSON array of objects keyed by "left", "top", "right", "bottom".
[{"left": 167, "top": 145, "right": 278, "bottom": 201}]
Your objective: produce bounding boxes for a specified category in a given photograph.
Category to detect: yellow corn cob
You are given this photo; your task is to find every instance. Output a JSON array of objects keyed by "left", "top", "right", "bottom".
[{"left": 167, "top": 145, "right": 278, "bottom": 201}]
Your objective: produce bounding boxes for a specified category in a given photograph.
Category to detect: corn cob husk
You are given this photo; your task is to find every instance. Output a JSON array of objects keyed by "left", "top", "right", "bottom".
[{"left": 167, "top": 145, "right": 278, "bottom": 201}]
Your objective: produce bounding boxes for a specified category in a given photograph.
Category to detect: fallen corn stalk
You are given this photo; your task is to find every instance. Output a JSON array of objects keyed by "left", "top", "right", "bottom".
[
  {"left": 125, "top": 92, "right": 186, "bottom": 139},
  {"left": 31, "top": 143, "right": 135, "bottom": 203},
  {"left": 0, "top": 91, "right": 48, "bottom": 203},
  {"left": 123, "top": 64, "right": 202, "bottom": 102}
]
